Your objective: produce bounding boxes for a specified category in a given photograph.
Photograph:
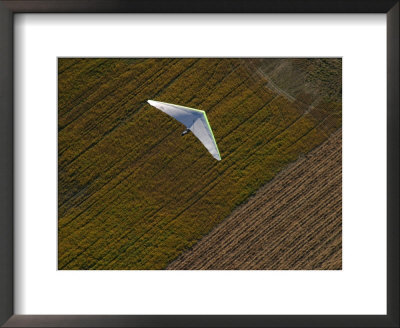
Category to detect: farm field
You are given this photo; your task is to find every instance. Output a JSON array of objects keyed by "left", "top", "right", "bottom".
[
  {"left": 58, "top": 58, "right": 342, "bottom": 270},
  {"left": 168, "top": 129, "right": 342, "bottom": 270}
]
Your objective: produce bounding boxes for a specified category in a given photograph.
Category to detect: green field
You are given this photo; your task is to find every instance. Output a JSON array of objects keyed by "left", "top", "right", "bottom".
[{"left": 58, "top": 58, "right": 342, "bottom": 269}]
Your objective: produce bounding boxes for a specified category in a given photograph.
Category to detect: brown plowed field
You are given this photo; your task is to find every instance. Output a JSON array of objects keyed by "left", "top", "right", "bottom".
[{"left": 167, "top": 129, "right": 342, "bottom": 270}]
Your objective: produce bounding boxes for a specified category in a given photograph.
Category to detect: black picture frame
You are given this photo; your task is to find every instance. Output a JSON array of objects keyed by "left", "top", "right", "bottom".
[{"left": 0, "top": 1, "right": 398, "bottom": 327}]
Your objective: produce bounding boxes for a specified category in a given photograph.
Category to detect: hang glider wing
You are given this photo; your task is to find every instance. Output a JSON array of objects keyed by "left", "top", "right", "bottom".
[
  {"left": 147, "top": 100, "right": 221, "bottom": 161},
  {"left": 190, "top": 115, "right": 221, "bottom": 161}
]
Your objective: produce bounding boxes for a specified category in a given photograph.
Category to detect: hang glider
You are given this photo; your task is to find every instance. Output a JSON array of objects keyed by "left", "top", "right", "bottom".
[{"left": 147, "top": 100, "right": 221, "bottom": 161}]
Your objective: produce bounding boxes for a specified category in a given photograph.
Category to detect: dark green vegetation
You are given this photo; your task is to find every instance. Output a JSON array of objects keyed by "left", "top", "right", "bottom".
[{"left": 58, "top": 58, "right": 342, "bottom": 269}]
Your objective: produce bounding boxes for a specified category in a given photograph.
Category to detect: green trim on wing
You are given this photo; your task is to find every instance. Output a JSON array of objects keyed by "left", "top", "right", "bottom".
[{"left": 151, "top": 100, "right": 205, "bottom": 114}]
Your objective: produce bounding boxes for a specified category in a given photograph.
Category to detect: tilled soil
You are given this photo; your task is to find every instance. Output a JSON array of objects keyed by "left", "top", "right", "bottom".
[{"left": 167, "top": 129, "right": 342, "bottom": 270}]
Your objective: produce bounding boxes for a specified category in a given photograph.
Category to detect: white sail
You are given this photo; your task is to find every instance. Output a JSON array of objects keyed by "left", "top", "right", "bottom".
[{"left": 147, "top": 100, "right": 221, "bottom": 161}]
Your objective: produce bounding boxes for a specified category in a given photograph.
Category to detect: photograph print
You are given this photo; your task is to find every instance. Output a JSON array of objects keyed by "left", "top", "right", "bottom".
[{"left": 58, "top": 58, "right": 342, "bottom": 270}]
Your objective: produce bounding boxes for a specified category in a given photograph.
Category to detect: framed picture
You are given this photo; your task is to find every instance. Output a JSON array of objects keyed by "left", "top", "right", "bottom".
[{"left": 0, "top": 0, "right": 398, "bottom": 327}]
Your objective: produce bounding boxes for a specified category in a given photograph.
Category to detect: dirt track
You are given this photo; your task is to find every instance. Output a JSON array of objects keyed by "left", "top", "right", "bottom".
[{"left": 167, "top": 129, "right": 342, "bottom": 270}]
